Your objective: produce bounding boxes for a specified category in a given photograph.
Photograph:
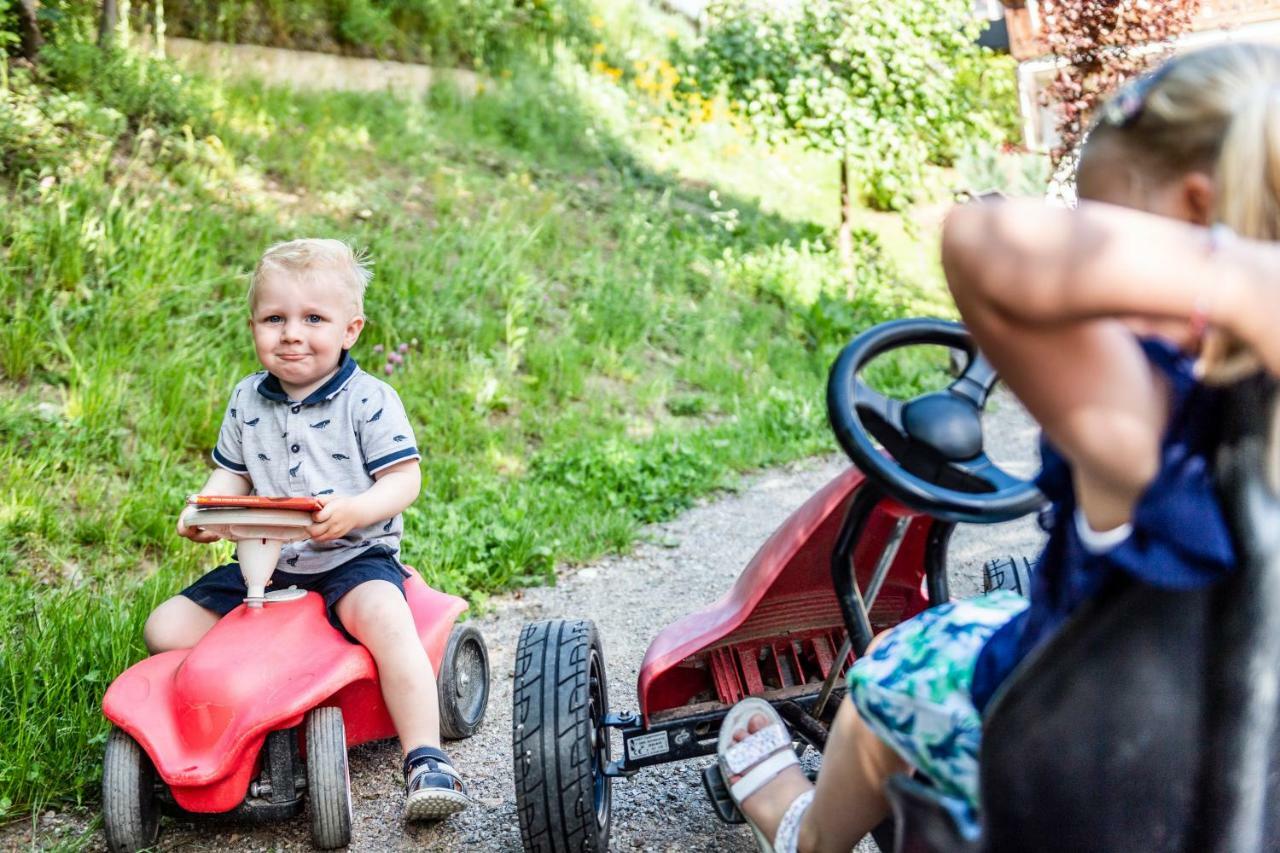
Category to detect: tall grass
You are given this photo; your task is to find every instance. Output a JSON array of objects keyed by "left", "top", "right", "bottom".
[{"left": 0, "top": 50, "right": 946, "bottom": 815}]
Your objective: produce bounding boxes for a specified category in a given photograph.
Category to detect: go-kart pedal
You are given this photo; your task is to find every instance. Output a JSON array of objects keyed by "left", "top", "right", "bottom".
[{"left": 702, "top": 763, "right": 746, "bottom": 824}]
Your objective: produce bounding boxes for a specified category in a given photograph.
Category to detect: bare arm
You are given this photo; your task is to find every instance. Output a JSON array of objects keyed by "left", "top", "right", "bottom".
[
  {"left": 942, "top": 200, "right": 1280, "bottom": 529},
  {"left": 308, "top": 459, "right": 422, "bottom": 542},
  {"left": 177, "top": 468, "right": 252, "bottom": 543},
  {"left": 942, "top": 200, "right": 1277, "bottom": 336}
]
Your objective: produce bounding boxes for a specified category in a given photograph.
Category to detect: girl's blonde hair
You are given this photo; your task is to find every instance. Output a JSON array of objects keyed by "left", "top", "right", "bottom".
[
  {"left": 249, "top": 238, "right": 372, "bottom": 315},
  {"left": 1088, "top": 43, "right": 1280, "bottom": 382}
]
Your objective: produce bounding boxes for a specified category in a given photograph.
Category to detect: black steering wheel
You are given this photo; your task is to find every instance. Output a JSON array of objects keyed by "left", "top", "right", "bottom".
[{"left": 827, "top": 318, "right": 1044, "bottom": 524}]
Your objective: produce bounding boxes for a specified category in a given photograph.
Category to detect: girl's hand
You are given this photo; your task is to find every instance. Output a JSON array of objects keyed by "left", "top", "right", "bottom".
[
  {"left": 177, "top": 511, "right": 221, "bottom": 543},
  {"left": 309, "top": 496, "right": 363, "bottom": 542},
  {"left": 1203, "top": 261, "right": 1280, "bottom": 381},
  {"left": 1233, "top": 274, "right": 1280, "bottom": 377}
]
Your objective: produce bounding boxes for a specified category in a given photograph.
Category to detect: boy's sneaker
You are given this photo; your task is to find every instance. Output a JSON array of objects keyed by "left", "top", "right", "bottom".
[{"left": 403, "top": 746, "right": 471, "bottom": 821}]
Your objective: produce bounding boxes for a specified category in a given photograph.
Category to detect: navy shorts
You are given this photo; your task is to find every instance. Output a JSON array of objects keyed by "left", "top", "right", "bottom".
[{"left": 180, "top": 546, "right": 411, "bottom": 642}]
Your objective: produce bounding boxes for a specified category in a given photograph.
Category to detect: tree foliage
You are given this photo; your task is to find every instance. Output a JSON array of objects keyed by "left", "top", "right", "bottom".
[
  {"left": 682, "top": 0, "right": 1015, "bottom": 211},
  {"left": 1041, "top": 0, "right": 1201, "bottom": 168},
  {"left": 163, "top": 0, "right": 592, "bottom": 69},
  {"left": 0, "top": 0, "right": 591, "bottom": 69}
]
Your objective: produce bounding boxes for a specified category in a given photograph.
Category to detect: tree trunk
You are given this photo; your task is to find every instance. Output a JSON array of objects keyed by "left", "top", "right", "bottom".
[
  {"left": 99, "top": 0, "right": 117, "bottom": 46},
  {"left": 99, "top": 0, "right": 130, "bottom": 48},
  {"left": 838, "top": 155, "right": 857, "bottom": 296},
  {"left": 152, "top": 0, "right": 165, "bottom": 58},
  {"left": 16, "top": 0, "right": 43, "bottom": 62}
]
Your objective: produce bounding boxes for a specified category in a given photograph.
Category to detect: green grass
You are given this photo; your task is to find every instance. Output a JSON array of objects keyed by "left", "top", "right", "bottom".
[{"left": 0, "top": 45, "right": 950, "bottom": 818}]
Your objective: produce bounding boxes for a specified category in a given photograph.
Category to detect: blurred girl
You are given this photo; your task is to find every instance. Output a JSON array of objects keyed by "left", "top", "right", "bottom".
[{"left": 716, "top": 43, "right": 1280, "bottom": 853}]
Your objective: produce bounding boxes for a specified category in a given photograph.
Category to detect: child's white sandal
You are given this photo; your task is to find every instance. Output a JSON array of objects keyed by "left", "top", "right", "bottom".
[
  {"left": 717, "top": 697, "right": 816, "bottom": 853},
  {"left": 773, "top": 789, "right": 815, "bottom": 853},
  {"left": 724, "top": 721, "right": 796, "bottom": 801}
]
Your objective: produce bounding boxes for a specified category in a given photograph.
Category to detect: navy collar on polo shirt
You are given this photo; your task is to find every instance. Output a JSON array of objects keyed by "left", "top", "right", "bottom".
[{"left": 257, "top": 350, "right": 358, "bottom": 405}]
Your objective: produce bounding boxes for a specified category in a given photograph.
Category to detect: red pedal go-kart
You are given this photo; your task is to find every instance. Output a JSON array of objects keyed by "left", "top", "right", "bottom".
[
  {"left": 511, "top": 319, "right": 1044, "bottom": 851},
  {"left": 514, "top": 317, "right": 1280, "bottom": 852},
  {"left": 100, "top": 496, "right": 491, "bottom": 852}
]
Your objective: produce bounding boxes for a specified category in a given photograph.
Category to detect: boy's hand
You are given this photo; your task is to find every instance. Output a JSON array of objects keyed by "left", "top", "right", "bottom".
[
  {"left": 309, "top": 495, "right": 363, "bottom": 542},
  {"left": 177, "top": 511, "right": 221, "bottom": 543}
]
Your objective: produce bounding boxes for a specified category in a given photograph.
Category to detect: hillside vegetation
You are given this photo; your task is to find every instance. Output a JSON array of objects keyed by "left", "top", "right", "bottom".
[{"left": 0, "top": 0, "right": 1011, "bottom": 817}]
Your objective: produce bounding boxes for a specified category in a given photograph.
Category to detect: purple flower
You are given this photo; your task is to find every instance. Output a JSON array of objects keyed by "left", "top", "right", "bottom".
[
  {"left": 384, "top": 363, "right": 395, "bottom": 375},
  {"left": 389, "top": 352, "right": 404, "bottom": 364},
  {"left": 398, "top": 342, "right": 410, "bottom": 353},
  {"left": 373, "top": 344, "right": 384, "bottom": 354}
]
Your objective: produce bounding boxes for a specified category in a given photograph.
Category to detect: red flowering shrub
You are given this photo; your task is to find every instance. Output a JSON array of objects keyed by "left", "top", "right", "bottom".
[{"left": 1041, "top": 0, "right": 1200, "bottom": 167}]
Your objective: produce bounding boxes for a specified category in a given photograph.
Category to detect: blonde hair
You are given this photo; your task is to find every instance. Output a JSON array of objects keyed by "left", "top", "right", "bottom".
[
  {"left": 249, "top": 239, "right": 372, "bottom": 315},
  {"left": 1086, "top": 44, "right": 1280, "bottom": 381}
]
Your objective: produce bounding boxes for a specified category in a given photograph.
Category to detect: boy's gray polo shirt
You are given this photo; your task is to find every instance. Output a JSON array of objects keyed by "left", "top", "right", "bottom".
[{"left": 211, "top": 353, "right": 421, "bottom": 574}]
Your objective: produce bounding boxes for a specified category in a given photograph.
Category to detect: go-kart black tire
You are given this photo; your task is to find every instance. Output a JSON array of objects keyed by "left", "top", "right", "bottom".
[
  {"left": 102, "top": 727, "right": 161, "bottom": 853},
  {"left": 983, "top": 555, "right": 1036, "bottom": 597},
  {"left": 305, "top": 706, "right": 353, "bottom": 850},
  {"left": 439, "top": 622, "right": 490, "bottom": 740},
  {"left": 513, "top": 619, "right": 612, "bottom": 853}
]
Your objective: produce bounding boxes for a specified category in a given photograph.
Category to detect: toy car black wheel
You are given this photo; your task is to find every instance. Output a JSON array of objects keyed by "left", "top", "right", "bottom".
[
  {"left": 305, "top": 706, "right": 353, "bottom": 850},
  {"left": 983, "top": 554, "right": 1036, "bottom": 597},
  {"left": 102, "top": 726, "right": 161, "bottom": 853},
  {"left": 513, "top": 619, "right": 612, "bottom": 853},
  {"left": 439, "top": 622, "right": 490, "bottom": 739}
]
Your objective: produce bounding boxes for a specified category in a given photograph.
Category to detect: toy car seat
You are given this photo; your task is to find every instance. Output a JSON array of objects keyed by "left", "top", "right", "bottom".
[{"left": 885, "top": 375, "right": 1280, "bottom": 853}]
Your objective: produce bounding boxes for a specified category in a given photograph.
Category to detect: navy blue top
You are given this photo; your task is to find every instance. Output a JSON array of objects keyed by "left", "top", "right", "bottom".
[{"left": 970, "top": 338, "right": 1237, "bottom": 713}]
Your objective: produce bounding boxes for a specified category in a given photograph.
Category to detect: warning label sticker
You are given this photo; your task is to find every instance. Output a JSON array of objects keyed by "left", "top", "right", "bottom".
[{"left": 627, "top": 730, "right": 671, "bottom": 760}]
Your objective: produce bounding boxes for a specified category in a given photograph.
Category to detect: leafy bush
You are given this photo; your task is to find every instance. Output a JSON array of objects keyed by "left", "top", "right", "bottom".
[
  {"left": 0, "top": 40, "right": 222, "bottom": 184},
  {"left": 955, "top": 51, "right": 1023, "bottom": 151},
  {"left": 682, "top": 0, "right": 1016, "bottom": 211},
  {"left": 0, "top": 1, "right": 21, "bottom": 55},
  {"left": 955, "top": 144, "right": 1049, "bottom": 198},
  {"left": 0, "top": 67, "right": 125, "bottom": 178},
  {"left": 39, "top": 42, "right": 217, "bottom": 134}
]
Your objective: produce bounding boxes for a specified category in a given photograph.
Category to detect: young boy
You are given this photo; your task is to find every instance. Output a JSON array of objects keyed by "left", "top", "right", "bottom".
[{"left": 143, "top": 238, "right": 469, "bottom": 820}]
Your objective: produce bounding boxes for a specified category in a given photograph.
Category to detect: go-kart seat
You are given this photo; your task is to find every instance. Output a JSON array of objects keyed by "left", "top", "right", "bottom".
[{"left": 884, "top": 376, "right": 1280, "bottom": 853}]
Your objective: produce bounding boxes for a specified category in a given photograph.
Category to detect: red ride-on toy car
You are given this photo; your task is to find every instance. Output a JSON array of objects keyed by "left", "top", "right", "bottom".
[
  {"left": 511, "top": 319, "right": 1045, "bottom": 852},
  {"left": 101, "top": 496, "right": 490, "bottom": 852}
]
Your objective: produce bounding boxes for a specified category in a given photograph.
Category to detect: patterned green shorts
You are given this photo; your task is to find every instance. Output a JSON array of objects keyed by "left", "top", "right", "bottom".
[{"left": 847, "top": 591, "right": 1028, "bottom": 835}]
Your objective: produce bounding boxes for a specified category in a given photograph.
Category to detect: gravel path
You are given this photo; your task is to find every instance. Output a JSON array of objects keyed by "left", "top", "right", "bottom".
[{"left": 12, "top": 392, "right": 1045, "bottom": 853}]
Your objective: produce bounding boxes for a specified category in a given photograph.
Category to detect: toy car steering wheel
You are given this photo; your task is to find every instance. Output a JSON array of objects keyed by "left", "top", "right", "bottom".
[{"left": 827, "top": 318, "right": 1044, "bottom": 524}]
